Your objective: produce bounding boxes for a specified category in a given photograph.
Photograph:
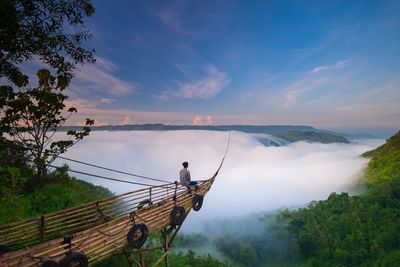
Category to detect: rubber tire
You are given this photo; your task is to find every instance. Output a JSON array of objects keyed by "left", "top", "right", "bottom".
[
  {"left": 192, "top": 194, "right": 203, "bottom": 211},
  {"left": 0, "top": 244, "right": 10, "bottom": 255},
  {"left": 40, "top": 260, "right": 59, "bottom": 267},
  {"left": 59, "top": 252, "right": 88, "bottom": 267},
  {"left": 170, "top": 206, "right": 185, "bottom": 226},
  {"left": 127, "top": 224, "right": 148, "bottom": 249}
]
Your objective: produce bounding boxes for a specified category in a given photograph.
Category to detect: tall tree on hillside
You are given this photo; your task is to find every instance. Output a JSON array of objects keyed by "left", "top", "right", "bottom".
[
  {"left": 0, "top": 70, "right": 94, "bottom": 187},
  {"left": 0, "top": 0, "right": 96, "bottom": 186}
]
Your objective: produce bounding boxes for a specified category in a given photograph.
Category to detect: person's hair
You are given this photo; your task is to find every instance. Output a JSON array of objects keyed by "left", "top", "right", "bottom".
[{"left": 182, "top": 161, "right": 188, "bottom": 168}]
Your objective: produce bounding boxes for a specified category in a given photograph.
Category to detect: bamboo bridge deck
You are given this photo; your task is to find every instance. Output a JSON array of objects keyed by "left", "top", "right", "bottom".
[{"left": 0, "top": 176, "right": 217, "bottom": 267}]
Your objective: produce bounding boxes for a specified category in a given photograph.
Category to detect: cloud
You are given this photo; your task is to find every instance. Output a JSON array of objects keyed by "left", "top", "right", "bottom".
[
  {"left": 122, "top": 115, "right": 132, "bottom": 125},
  {"left": 334, "top": 81, "right": 400, "bottom": 126},
  {"left": 205, "top": 115, "right": 213, "bottom": 125},
  {"left": 72, "top": 56, "right": 137, "bottom": 96},
  {"left": 282, "top": 76, "right": 332, "bottom": 107},
  {"left": 158, "top": 65, "right": 230, "bottom": 100},
  {"left": 99, "top": 98, "right": 116, "bottom": 104},
  {"left": 154, "top": 0, "right": 193, "bottom": 34},
  {"left": 156, "top": 4, "right": 184, "bottom": 32},
  {"left": 312, "top": 60, "right": 350, "bottom": 73},
  {"left": 193, "top": 115, "right": 202, "bottom": 125},
  {"left": 63, "top": 103, "right": 199, "bottom": 126},
  {"left": 65, "top": 98, "right": 115, "bottom": 110},
  {"left": 55, "top": 130, "right": 383, "bottom": 229}
]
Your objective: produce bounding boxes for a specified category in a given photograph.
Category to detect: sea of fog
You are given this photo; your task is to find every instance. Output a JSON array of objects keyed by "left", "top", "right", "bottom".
[{"left": 54, "top": 130, "right": 384, "bottom": 233}]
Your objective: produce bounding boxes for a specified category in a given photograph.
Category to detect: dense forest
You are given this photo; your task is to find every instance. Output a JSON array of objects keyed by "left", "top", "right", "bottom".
[{"left": 175, "top": 131, "right": 400, "bottom": 266}]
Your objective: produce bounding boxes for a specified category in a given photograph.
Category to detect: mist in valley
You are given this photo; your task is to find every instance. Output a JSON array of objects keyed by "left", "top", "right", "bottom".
[{"left": 54, "top": 130, "right": 383, "bottom": 230}]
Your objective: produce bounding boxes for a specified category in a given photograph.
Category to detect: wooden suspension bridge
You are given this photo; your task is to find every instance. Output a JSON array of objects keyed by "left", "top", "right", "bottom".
[{"left": 0, "top": 136, "right": 230, "bottom": 267}]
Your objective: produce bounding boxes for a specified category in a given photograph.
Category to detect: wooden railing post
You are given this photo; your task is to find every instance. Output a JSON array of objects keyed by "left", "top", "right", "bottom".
[
  {"left": 149, "top": 188, "right": 152, "bottom": 203},
  {"left": 38, "top": 215, "right": 45, "bottom": 242}
]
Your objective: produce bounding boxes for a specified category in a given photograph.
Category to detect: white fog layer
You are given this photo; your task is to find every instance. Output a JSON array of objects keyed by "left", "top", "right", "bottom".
[{"left": 54, "top": 130, "right": 384, "bottom": 231}]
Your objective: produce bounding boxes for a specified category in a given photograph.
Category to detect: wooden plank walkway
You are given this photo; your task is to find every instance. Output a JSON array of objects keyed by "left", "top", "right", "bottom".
[{"left": 0, "top": 177, "right": 215, "bottom": 267}]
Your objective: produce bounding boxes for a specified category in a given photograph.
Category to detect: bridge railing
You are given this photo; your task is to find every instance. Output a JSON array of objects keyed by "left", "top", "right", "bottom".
[
  {"left": 2, "top": 179, "right": 214, "bottom": 267},
  {"left": 0, "top": 181, "right": 194, "bottom": 250}
]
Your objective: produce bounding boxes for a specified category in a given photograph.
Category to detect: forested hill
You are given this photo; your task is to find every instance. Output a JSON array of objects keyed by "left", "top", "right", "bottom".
[
  {"left": 62, "top": 124, "right": 318, "bottom": 133},
  {"left": 196, "top": 131, "right": 400, "bottom": 267},
  {"left": 61, "top": 124, "right": 350, "bottom": 144},
  {"left": 362, "top": 131, "right": 400, "bottom": 184},
  {"left": 276, "top": 131, "right": 400, "bottom": 266}
]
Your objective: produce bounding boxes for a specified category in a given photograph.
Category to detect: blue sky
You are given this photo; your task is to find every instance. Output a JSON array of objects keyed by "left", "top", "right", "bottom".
[{"left": 60, "top": 0, "right": 399, "bottom": 133}]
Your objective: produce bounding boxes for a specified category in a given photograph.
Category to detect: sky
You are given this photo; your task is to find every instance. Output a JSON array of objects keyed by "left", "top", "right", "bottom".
[{"left": 34, "top": 1, "right": 400, "bottom": 133}]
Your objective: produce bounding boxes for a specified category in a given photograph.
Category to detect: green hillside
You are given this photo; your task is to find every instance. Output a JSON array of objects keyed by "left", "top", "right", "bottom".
[
  {"left": 178, "top": 131, "right": 400, "bottom": 266},
  {"left": 362, "top": 131, "right": 400, "bottom": 184},
  {"left": 278, "top": 131, "right": 350, "bottom": 144},
  {"left": 275, "top": 131, "right": 400, "bottom": 266},
  {"left": 61, "top": 124, "right": 350, "bottom": 144},
  {"left": 0, "top": 166, "right": 112, "bottom": 225}
]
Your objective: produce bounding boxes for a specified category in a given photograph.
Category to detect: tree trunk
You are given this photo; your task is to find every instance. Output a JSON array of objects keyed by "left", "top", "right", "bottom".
[{"left": 36, "top": 162, "right": 47, "bottom": 188}]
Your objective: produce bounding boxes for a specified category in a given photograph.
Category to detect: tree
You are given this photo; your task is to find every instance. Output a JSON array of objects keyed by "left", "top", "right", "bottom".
[
  {"left": 0, "top": 69, "right": 94, "bottom": 187},
  {"left": 0, "top": 0, "right": 97, "bottom": 187},
  {"left": 0, "top": 0, "right": 95, "bottom": 87}
]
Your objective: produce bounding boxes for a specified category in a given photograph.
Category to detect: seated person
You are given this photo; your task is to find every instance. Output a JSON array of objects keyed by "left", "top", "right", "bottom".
[{"left": 179, "top": 161, "right": 198, "bottom": 187}]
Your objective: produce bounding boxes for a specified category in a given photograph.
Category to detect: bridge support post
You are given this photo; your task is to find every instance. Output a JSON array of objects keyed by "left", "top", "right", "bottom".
[
  {"left": 139, "top": 249, "right": 145, "bottom": 267},
  {"left": 162, "top": 227, "right": 169, "bottom": 267}
]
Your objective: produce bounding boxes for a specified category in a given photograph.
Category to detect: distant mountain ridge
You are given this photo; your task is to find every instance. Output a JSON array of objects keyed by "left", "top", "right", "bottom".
[
  {"left": 62, "top": 123, "right": 317, "bottom": 133},
  {"left": 61, "top": 124, "right": 350, "bottom": 144}
]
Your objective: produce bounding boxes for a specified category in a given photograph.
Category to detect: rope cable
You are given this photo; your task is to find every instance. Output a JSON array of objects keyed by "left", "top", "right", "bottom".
[
  {"left": 49, "top": 165, "right": 156, "bottom": 187},
  {"left": 56, "top": 155, "right": 170, "bottom": 183}
]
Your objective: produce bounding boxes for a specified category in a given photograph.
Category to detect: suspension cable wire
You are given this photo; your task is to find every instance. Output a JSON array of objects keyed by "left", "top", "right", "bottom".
[
  {"left": 49, "top": 165, "right": 157, "bottom": 187},
  {"left": 56, "top": 155, "right": 170, "bottom": 183}
]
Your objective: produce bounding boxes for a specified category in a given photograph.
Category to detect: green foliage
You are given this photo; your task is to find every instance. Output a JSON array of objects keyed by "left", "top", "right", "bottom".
[
  {"left": 0, "top": 70, "right": 94, "bottom": 186},
  {"left": 169, "top": 250, "right": 232, "bottom": 267},
  {"left": 207, "top": 131, "right": 400, "bottom": 266},
  {"left": 0, "top": 165, "right": 29, "bottom": 197},
  {"left": 278, "top": 131, "right": 350, "bottom": 144},
  {"left": 1, "top": 0, "right": 96, "bottom": 188},
  {"left": 213, "top": 214, "right": 300, "bottom": 266},
  {"left": 0, "top": 166, "right": 111, "bottom": 225},
  {"left": 0, "top": 137, "right": 30, "bottom": 167},
  {"left": 0, "top": 0, "right": 95, "bottom": 87},
  {"left": 279, "top": 131, "right": 400, "bottom": 266},
  {"left": 362, "top": 131, "right": 400, "bottom": 185},
  {"left": 94, "top": 250, "right": 232, "bottom": 267},
  {"left": 175, "top": 233, "right": 208, "bottom": 248}
]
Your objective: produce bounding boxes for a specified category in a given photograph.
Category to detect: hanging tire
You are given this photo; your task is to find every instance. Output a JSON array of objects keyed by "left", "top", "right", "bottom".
[
  {"left": 127, "top": 224, "right": 148, "bottom": 249},
  {"left": 0, "top": 244, "right": 10, "bottom": 255},
  {"left": 170, "top": 206, "right": 185, "bottom": 227},
  {"left": 192, "top": 194, "right": 203, "bottom": 211},
  {"left": 40, "top": 260, "right": 59, "bottom": 267},
  {"left": 59, "top": 252, "right": 88, "bottom": 267}
]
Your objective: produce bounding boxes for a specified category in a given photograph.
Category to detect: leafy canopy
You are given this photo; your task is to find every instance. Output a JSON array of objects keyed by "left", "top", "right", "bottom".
[
  {"left": 0, "top": 69, "right": 94, "bottom": 185},
  {"left": 0, "top": 0, "right": 95, "bottom": 87}
]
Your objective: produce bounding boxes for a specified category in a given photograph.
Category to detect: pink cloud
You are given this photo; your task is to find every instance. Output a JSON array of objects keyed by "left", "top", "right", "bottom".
[
  {"left": 193, "top": 115, "right": 202, "bottom": 125},
  {"left": 205, "top": 115, "right": 213, "bottom": 125},
  {"left": 122, "top": 115, "right": 132, "bottom": 125},
  {"left": 71, "top": 56, "right": 137, "bottom": 97}
]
